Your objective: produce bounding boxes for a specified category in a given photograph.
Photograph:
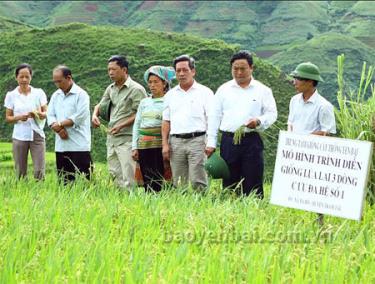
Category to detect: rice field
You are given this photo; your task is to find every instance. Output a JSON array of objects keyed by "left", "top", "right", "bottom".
[
  {"left": 0, "top": 141, "right": 375, "bottom": 283},
  {"left": 0, "top": 56, "right": 374, "bottom": 282},
  {"left": 0, "top": 142, "right": 55, "bottom": 170}
]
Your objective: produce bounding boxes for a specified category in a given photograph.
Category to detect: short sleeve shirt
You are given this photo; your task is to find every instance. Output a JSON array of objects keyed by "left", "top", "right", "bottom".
[
  {"left": 162, "top": 81, "right": 214, "bottom": 134},
  {"left": 100, "top": 76, "right": 147, "bottom": 146},
  {"left": 288, "top": 91, "right": 336, "bottom": 135},
  {"left": 47, "top": 83, "right": 91, "bottom": 152},
  {"left": 4, "top": 86, "right": 47, "bottom": 140}
]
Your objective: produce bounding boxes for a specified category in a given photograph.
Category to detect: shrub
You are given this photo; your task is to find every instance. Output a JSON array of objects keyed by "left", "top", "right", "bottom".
[{"left": 335, "top": 54, "right": 375, "bottom": 201}]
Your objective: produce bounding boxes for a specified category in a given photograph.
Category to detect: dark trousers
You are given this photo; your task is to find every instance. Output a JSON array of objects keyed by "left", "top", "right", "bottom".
[
  {"left": 56, "top": 151, "right": 93, "bottom": 185},
  {"left": 138, "top": 147, "right": 164, "bottom": 192},
  {"left": 220, "top": 132, "right": 264, "bottom": 198}
]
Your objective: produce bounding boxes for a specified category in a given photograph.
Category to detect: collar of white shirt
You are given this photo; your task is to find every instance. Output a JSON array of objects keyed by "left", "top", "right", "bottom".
[
  {"left": 13, "top": 85, "right": 37, "bottom": 96},
  {"left": 229, "top": 77, "right": 257, "bottom": 89},
  {"left": 300, "top": 90, "right": 319, "bottom": 104},
  {"left": 58, "top": 83, "right": 79, "bottom": 96},
  {"left": 176, "top": 80, "right": 198, "bottom": 92}
]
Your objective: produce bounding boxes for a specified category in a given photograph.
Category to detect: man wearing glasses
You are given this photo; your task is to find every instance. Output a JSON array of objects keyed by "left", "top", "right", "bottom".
[{"left": 92, "top": 55, "right": 146, "bottom": 188}]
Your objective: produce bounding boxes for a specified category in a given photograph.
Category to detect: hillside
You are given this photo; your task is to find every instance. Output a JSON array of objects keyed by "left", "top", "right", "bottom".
[
  {"left": 0, "top": 1, "right": 59, "bottom": 27},
  {"left": 0, "top": 16, "right": 31, "bottom": 32},
  {"left": 1, "top": 1, "right": 373, "bottom": 52},
  {"left": 0, "top": 23, "right": 294, "bottom": 177},
  {"left": 1, "top": 1, "right": 373, "bottom": 107},
  {"left": 269, "top": 33, "right": 375, "bottom": 103},
  {"left": 337, "top": 1, "right": 375, "bottom": 48}
]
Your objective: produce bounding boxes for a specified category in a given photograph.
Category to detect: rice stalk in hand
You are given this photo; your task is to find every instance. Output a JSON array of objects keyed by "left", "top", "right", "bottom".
[
  {"left": 233, "top": 125, "right": 246, "bottom": 145},
  {"left": 99, "top": 124, "right": 109, "bottom": 135},
  {"left": 32, "top": 110, "right": 41, "bottom": 123},
  {"left": 32, "top": 110, "right": 45, "bottom": 129}
]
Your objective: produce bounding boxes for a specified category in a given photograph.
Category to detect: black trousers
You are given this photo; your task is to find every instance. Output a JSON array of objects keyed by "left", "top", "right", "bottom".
[
  {"left": 138, "top": 147, "right": 164, "bottom": 192},
  {"left": 220, "top": 132, "right": 264, "bottom": 198},
  {"left": 56, "top": 151, "right": 93, "bottom": 185}
]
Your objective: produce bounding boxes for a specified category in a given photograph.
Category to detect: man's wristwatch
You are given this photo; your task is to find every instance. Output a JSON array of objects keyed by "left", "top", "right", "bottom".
[{"left": 256, "top": 119, "right": 261, "bottom": 127}]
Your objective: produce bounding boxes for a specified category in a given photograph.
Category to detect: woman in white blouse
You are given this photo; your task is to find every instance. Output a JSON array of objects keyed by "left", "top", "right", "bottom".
[{"left": 4, "top": 63, "right": 48, "bottom": 180}]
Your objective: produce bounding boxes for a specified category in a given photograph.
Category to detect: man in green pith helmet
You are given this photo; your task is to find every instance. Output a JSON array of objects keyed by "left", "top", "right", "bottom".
[
  {"left": 288, "top": 62, "right": 336, "bottom": 226},
  {"left": 288, "top": 62, "right": 336, "bottom": 136}
]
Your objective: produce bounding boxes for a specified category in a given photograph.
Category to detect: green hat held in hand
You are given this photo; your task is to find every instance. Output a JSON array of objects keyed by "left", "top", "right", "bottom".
[
  {"left": 290, "top": 62, "right": 324, "bottom": 82},
  {"left": 99, "top": 99, "right": 112, "bottom": 122},
  {"left": 204, "top": 152, "right": 230, "bottom": 179}
]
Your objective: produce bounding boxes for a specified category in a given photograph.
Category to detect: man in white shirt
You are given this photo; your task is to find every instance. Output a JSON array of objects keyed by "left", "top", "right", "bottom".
[
  {"left": 206, "top": 50, "right": 277, "bottom": 198},
  {"left": 288, "top": 62, "right": 336, "bottom": 135},
  {"left": 162, "top": 54, "right": 214, "bottom": 189},
  {"left": 288, "top": 62, "right": 336, "bottom": 225},
  {"left": 47, "top": 65, "right": 92, "bottom": 184}
]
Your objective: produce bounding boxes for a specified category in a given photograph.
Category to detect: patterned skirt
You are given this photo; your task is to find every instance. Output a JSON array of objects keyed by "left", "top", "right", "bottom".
[
  {"left": 137, "top": 127, "right": 162, "bottom": 149},
  {"left": 135, "top": 127, "right": 172, "bottom": 185}
]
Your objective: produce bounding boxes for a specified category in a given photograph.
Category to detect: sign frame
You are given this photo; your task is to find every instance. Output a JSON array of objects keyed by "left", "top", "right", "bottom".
[{"left": 270, "top": 131, "right": 373, "bottom": 221}]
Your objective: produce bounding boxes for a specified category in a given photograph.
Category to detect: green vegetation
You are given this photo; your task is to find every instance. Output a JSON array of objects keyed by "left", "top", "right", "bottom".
[
  {"left": 0, "top": 3, "right": 374, "bottom": 282},
  {"left": 0, "top": 23, "right": 294, "bottom": 177},
  {"left": 269, "top": 33, "right": 375, "bottom": 104},
  {"left": 334, "top": 2, "right": 375, "bottom": 49},
  {"left": 1, "top": 1, "right": 373, "bottom": 51},
  {"left": 233, "top": 126, "right": 246, "bottom": 145},
  {"left": 0, "top": 16, "right": 31, "bottom": 32},
  {"left": 0, "top": 142, "right": 55, "bottom": 170},
  {"left": 1, "top": 1, "right": 373, "bottom": 108},
  {"left": 351, "top": 1, "right": 375, "bottom": 16},
  {"left": 1, "top": 162, "right": 375, "bottom": 282},
  {"left": 335, "top": 54, "right": 375, "bottom": 199},
  {"left": 0, "top": 1, "right": 59, "bottom": 27},
  {"left": 1, "top": 56, "right": 375, "bottom": 282},
  {"left": 50, "top": 2, "right": 142, "bottom": 26},
  {"left": 260, "top": 2, "right": 329, "bottom": 47},
  {"left": 345, "top": 19, "right": 374, "bottom": 38}
]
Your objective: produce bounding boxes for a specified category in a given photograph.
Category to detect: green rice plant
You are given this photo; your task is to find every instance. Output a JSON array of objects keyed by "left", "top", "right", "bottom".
[
  {"left": 0, "top": 153, "right": 12, "bottom": 162},
  {"left": 233, "top": 125, "right": 246, "bottom": 145},
  {"left": 1, "top": 165, "right": 375, "bottom": 282},
  {"left": 0, "top": 142, "right": 55, "bottom": 170},
  {"left": 99, "top": 123, "right": 109, "bottom": 135},
  {"left": 335, "top": 54, "right": 375, "bottom": 200}
]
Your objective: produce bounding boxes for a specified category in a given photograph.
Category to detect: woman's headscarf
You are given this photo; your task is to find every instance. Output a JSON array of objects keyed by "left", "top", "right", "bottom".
[{"left": 144, "top": 65, "right": 176, "bottom": 85}]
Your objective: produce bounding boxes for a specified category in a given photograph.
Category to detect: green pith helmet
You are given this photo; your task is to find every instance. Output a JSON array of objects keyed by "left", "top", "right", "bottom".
[
  {"left": 98, "top": 100, "right": 112, "bottom": 122},
  {"left": 204, "top": 152, "right": 230, "bottom": 179},
  {"left": 290, "top": 62, "right": 324, "bottom": 82}
]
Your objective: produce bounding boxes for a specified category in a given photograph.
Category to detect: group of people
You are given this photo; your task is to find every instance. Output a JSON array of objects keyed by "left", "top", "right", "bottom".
[
  {"left": 4, "top": 64, "right": 92, "bottom": 184},
  {"left": 4, "top": 50, "right": 336, "bottom": 197}
]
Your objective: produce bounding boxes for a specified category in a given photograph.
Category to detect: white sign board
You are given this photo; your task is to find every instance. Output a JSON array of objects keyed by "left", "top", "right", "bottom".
[{"left": 270, "top": 131, "right": 373, "bottom": 220}]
